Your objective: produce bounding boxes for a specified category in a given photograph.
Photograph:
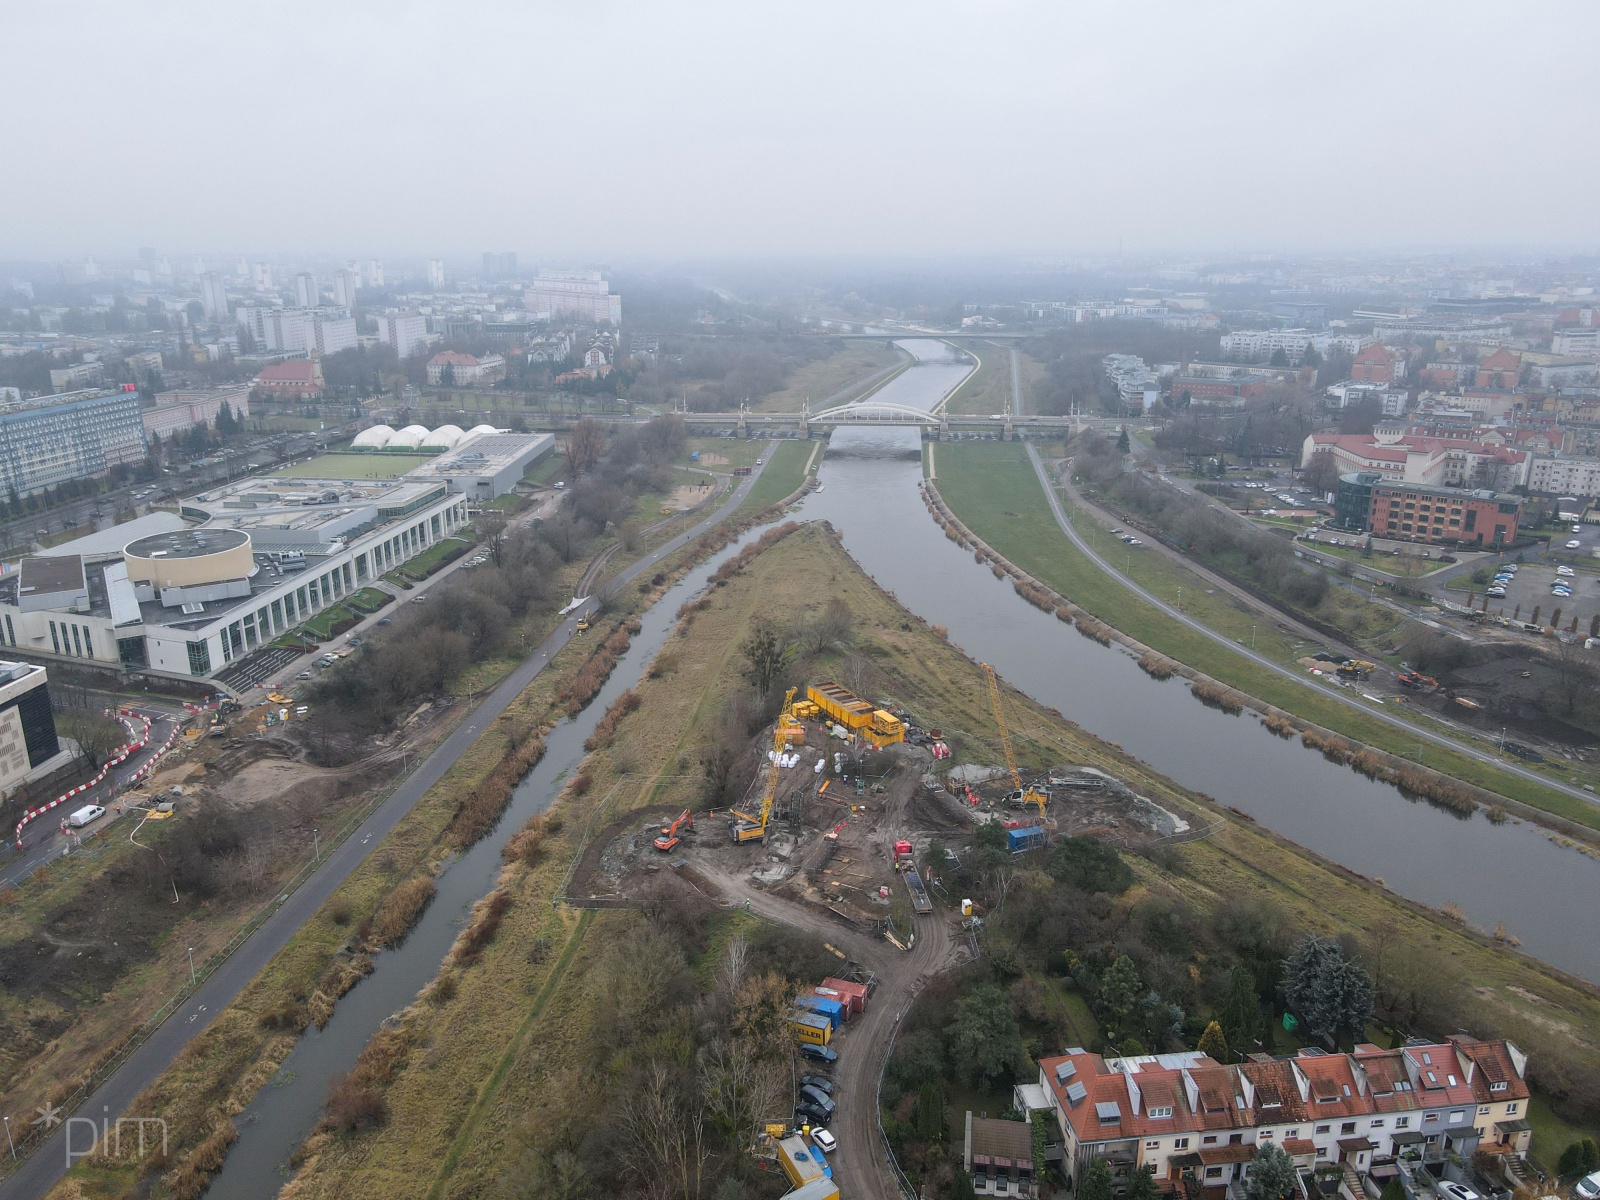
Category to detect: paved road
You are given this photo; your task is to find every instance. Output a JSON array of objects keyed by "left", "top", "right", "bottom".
[
  {"left": 1022, "top": 443, "right": 1600, "bottom": 813},
  {"left": 0, "top": 445, "right": 780, "bottom": 1200},
  {"left": 1, "top": 704, "right": 188, "bottom": 889}
]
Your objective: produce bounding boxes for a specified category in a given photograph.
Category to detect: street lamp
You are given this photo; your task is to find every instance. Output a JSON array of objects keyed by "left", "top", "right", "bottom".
[
  {"left": 1251, "top": 624, "right": 1257, "bottom": 649},
  {"left": 313, "top": 827, "right": 321, "bottom": 860},
  {"left": 5, "top": 1113, "right": 15, "bottom": 1160},
  {"left": 187, "top": 945, "right": 196, "bottom": 986}
]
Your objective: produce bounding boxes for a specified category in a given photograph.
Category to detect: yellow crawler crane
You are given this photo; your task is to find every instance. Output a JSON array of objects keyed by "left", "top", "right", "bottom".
[
  {"left": 731, "top": 715, "right": 788, "bottom": 843},
  {"left": 981, "top": 662, "right": 1049, "bottom": 824}
]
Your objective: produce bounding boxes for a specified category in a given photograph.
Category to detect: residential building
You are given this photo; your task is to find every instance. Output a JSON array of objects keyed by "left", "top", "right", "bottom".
[
  {"left": 1474, "top": 348, "right": 1522, "bottom": 389},
  {"left": 1102, "top": 354, "right": 1160, "bottom": 412},
  {"left": 1553, "top": 327, "right": 1600, "bottom": 357},
  {"left": 294, "top": 272, "right": 319, "bottom": 309},
  {"left": 0, "top": 388, "right": 146, "bottom": 497},
  {"left": 376, "top": 311, "right": 430, "bottom": 359},
  {"left": 1171, "top": 371, "right": 1269, "bottom": 407},
  {"left": 583, "top": 345, "right": 609, "bottom": 368},
  {"left": 1527, "top": 456, "right": 1600, "bottom": 498},
  {"left": 251, "top": 262, "right": 274, "bottom": 291},
  {"left": 124, "top": 350, "right": 163, "bottom": 377},
  {"left": 1302, "top": 427, "right": 1531, "bottom": 490},
  {"left": 426, "top": 351, "right": 505, "bottom": 386},
  {"left": 143, "top": 386, "right": 251, "bottom": 440},
  {"left": 363, "top": 259, "right": 384, "bottom": 289},
  {"left": 1037, "top": 1039, "right": 1530, "bottom": 1195},
  {"left": 236, "top": 307, "right": 356, "bottom": 357},
  {"left": 332, "top": 269, "right": 359, "bottom": 308},
  {"left": 525, "top": 268, "right": 621, "bottom": 325},
  {"left": 482, "top": 251, "right": 518, "bottom": 280},
  {"left": 1220, "top": 329, "right": 1315, "bottom": 363},
  {"left": 0, "top": 659, "right": 64, "bottom": 793},
  {"left": 426, "top": 259, "right": 445, "bottom": 290},
  {"left": 1352, "top": 343, "right": 1404, "bottom": 385},
  {"left": 963, "top": 1113, "right": 1036, "bottom": 1197},
  {"left": 1334, "top": 472, "right": 1521, "bottom": 545},
  {"left": 251, "top": 356, "right": 325, "bottom": 399},
  {"left": 200, "top": 271, "right": 229, "bottom": 320},
  {"left": 49, "top": 362, "right": 105, "bottom": 392}
]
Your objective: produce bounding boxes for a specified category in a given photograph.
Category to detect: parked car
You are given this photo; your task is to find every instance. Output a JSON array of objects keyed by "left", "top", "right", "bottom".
[
  {"left": 377, "top": 617, "right": 392, "bottom": 626},
  {"left": 799, "top": 1085, "right": 836, "bottom": 1115},
  {"left": 799, "top": 1043, "right": 838, "bottom": 1065},
  {"left": 795, "top": 1101, "right": 832, "bottom": 1126},
  {"left": 297, "top": 670, "right": 313, "bottom": 680},
  {"left": 800, "top": 1075, "right": 836, "bottom": 1096},
  {"left": 1485, "top": 588, "right": 1506, "bottom": 598},
  {"left": 1557, "top": 566, "right": 1576, "bottom": 576},
  {"left": 1574, "top": 1169, "right": 1600, "bottom": 1200},
  {"left": 67, "top": 804, "right": 106, "bottom": 827},
  {"left": 810, "top": 1128, "right": 838, "bottom": 1154},
  {"left": 1567, "top": 540, "right": 1582, "bottom": 549},
  {"left": 1437, "top": 1184, "right": 1482, "bottom": 1200}
]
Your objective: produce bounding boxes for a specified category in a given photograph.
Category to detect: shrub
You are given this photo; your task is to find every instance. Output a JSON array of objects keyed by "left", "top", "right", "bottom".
[
  {"left": 320, "top": 1072, "right": 388, "bottom": 1134},
  {"left": 367, "top": 875, "right": 437, "bottom": 948}
]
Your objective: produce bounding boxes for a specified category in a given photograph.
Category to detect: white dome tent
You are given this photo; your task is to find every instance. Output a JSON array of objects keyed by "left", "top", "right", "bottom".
[
  {"left": 388, "top": 424, "right": 430, "bottom": 450},
  {"left": 421, "top": 424, "right": 466, "bottom": 451},
  {"left": 352, "top": 424, "right": 396, "bottom": 449}
]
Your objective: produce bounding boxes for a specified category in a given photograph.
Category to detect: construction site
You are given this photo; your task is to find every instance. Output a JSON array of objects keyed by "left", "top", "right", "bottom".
[{"left": 565, "top": 673, "right": 1191, "bottom": 939}]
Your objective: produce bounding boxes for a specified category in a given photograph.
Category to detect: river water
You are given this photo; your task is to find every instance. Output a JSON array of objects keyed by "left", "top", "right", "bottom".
[{"left": 214, "top": 339, "right": 1600, "bottom": 1196}]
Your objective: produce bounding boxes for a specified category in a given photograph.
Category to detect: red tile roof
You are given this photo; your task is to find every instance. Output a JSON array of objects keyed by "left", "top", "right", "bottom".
[{"left": 254, "top": 360, "right": 317, "bottom": 384}]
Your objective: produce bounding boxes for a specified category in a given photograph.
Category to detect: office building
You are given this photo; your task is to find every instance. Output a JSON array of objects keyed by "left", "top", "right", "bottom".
[
  {"left": 400, "top": 431, "right": 553, "bottom": 499},
  {"left": 0, "top": 475, "right": 470, "bottom": 679},
  {"left": 1334, "top": 473, "right": 1521, "bottom": 546},
  {"left": 201, "top": 271, "right": 229, "bottom": 320},
  {"left": 0, "top": 388, "right": 146, "bottom": 497},
  {"left": 49, "top": 362, "right": 105, "bottom": 392},
  {"left": 0, "top": 660, "right": 64, "bottom": 793},
  {"left": 525, "top": 268, "right": 621, "bottom": 325},
  {"left": 376, "top": 312, "right": 430, "bottom": 359},
  {"left": 142, "top": 386, "right": 252, "bottom": 440}
]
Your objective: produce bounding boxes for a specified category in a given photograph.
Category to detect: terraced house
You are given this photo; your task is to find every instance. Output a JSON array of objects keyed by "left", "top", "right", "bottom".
[{"left": 1037, "top": 1039, "right": 1530, "bottom": 1198}]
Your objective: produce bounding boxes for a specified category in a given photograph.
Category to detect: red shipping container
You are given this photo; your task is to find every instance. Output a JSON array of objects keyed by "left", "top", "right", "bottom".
[{"left": 821, "top": 977, "right": 869, "bottom": 1015}]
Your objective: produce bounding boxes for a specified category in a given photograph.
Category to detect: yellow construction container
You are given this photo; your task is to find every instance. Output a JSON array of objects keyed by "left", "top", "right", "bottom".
[
  {"left": 792, "top": 1011, "right": 833, "bottom": 1045},
  {"left": 777, "top": 1135, "right": 825, "bottom": 1189},
  {"left": 806, "top": 683, "right": 905, "bottom": 747}
]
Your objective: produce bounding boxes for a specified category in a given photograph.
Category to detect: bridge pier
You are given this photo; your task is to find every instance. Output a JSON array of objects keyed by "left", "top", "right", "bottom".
[
  {"left": 1003, "top": 421, "right": 1014, "bottom": 441},
  {"left": 939, "top": 419, "right": 950, "bottom": 441}
]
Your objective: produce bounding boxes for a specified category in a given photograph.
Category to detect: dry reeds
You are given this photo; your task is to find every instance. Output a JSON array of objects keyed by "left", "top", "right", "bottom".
[
  {"left": 366, "top": 875, "right": 437, "bottom": 948},
  {"left": 1138, "top": 653, "right": 1175, "bottom": 680},
  {"left": 1263, "top": 712, "right": 1296, "bottom": 738},
  {"left": 166, "top": 1121, "right": 239, "bottom": 1199},
  {"left": 1487, "top": 805, "right": 1509, "bottom": 824},
  {"left": 503, "top": 812, "right": 563, "bottom": 867},
  {"left": 1074, "top": 615, "right": 1113, "bottom": 645},
  {"left": 451, "top": 888, "right": 512, "bottom": 966},
  {"left": 1191, "top": 679, "right": 1244, "bottom": 714},
  {"left": 444, "top": 733, "right": 548, "bottom": 849},
  {"left": 585, "top": 688, "right": 642, "bottom": 751},
  {"left": 1298, "top": 726, "right": 1479, "bottom": 816}
]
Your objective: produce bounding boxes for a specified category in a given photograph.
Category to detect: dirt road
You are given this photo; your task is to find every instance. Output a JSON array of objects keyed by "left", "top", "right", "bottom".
[{"left": 695, "top": 858, "right": 969, "bottom": 1200}]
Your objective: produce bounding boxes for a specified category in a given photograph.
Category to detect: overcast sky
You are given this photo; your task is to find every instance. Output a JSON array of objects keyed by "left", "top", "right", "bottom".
[{"left": 4, "top": 1, "right": 1597, "bottom": 262}]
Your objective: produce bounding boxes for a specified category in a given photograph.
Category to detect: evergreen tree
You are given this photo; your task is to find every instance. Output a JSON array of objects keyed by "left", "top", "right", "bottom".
[
  {"left": 1125, "top": 1164, "right": 1158, "bottom": 1200},
  {"left": 1558, "top": 1137, "right": 1600, "bottom": 1177},
  {"left": 945, "top": 985, "right": 1024, "bottom": 1087},
  {"left": 1246, "top": 1144, "right": 1297, "bottom": 1200},
  {"left": 1197, "top": 1020, "right": 1230, "bottom": 1063},
  {"left": 1117, "top": 427, "right": 1131, "bottom": 453},
  {"left": 1098, "top": 955, "right": 1143, "bottom": 1027},
  {"left": 1283, "top": 935, "right": 1373, "bottom": 1046},
  {"left": 1219, "top": 966, "right": 1260, "bottom": 1055}
]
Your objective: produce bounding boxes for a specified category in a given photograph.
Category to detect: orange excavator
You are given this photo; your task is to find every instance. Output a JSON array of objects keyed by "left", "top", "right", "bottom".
[{"left": 654, "top": 808, "right": 694, "bottom": 852}]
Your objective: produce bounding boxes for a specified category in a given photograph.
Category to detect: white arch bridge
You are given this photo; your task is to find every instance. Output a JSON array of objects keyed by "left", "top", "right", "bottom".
[{"left": 675, "top": 401, "right": 1076, "bottom": 440}]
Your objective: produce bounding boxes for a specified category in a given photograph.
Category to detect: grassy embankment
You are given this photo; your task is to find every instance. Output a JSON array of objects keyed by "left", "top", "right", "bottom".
[
  {"left": 41, "top": 484, "right": 829, "bottom": 1198},
  {"left": 730, "top": 439, "right": 819, "bottom": 518},
  {"left": 748, "top": 340, "right": 903, "bottom": 412},
  {"left": 941, "top": 338, "right": 1049, "bottom": 415},
  {"left": 266, "top": 525, "right": 1600, "bottom": 1197},
  {"left": 933, "top": 440, "right": 1600, "bottom": 830}
]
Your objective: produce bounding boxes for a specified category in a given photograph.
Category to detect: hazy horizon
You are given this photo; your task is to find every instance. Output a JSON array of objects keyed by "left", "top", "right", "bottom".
[{"left": 5, "top": 0, "right": 1598, "bottom": 260}]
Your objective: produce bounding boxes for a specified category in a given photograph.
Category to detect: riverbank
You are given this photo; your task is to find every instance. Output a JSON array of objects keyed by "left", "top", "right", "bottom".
[
  {"left": 930, "top": 440, "right": 1600, "bottom": 836},
  {"left": 278, "top": 523, "right": 1600, "bottom": 1196}
]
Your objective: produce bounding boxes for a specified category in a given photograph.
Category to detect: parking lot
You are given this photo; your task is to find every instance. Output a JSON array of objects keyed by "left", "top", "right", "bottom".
[{"left": 1474, "top": 559, "right": 1600, "bottom": 628}]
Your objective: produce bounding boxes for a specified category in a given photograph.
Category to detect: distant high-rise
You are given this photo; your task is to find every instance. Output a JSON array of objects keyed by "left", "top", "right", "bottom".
[
  {"left": 364, "top": 259, "right": 384, "bottom": 289},
  {"left": 482, "top": 252, "right": 518, "bottom": 281},
  {"left": 526, "top": 268, "right": 621, "bottom": 325},
  {"left": 427, "top": 259, "right": 446, "bottom": 290},
  {"left": 332, "top": 269, "right": 359, "bottom": 308},
  {"left": 201, "top": 272, "right": 229, "bottom": 320},
  {"left": 252, "top": 262, "right": 274, "bottom": 291},
  {"left": 294, "top": 272, "right": 319, "bottom": 308}
]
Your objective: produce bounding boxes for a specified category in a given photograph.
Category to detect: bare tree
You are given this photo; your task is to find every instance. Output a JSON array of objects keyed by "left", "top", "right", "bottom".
[
  {"left": 565, "top": 417, "right": 606, "bottom": 477},
  {"left": 479, "top": 510, "right": 509, "bottom": 567},
  {"left": 739, "top": 619, "right": 793, "bottom": 700},
  {"left": 622, "top": 1060, "right": 707, "bottom": 1200},
  {"left": 1547, "top": 637, "right": 1598, "bottom": 717}
]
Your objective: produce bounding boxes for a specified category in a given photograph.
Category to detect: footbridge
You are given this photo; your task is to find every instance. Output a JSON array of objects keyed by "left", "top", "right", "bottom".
[{"left": 677, "top": 401, "right": 1074, "bottom": 440}]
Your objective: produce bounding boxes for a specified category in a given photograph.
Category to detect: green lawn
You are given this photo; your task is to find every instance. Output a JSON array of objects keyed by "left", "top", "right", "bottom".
[
  {"left": 395, "top": 536, "right": 471, "bottom": 579},
  {"left": 935, "top": 441, "right": 1600, "bottom": 830},
  {"left": 271, "top": 452, "right": 430, "bottom": 480},
  {"left": 941, "top": 338, "right": 1047, "bottom": 415},
  {"left": 732, "top": 440, "right": 817, "bottom": 518},
  {"left": 682, "top": 437, "right": 764, "bottom": 470}
]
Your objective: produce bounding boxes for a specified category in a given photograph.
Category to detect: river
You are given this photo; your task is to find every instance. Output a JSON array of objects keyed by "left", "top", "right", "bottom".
[{"left": 214, "top": 339, "right": 1600, "bottom": 1196}]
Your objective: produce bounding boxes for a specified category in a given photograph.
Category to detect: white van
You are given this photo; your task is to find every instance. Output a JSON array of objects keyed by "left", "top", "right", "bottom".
[{"left": 67, "top": 804, "right": 106, "bottom": 828}]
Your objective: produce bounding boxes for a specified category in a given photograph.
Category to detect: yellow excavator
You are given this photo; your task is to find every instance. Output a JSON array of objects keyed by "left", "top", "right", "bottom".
[
  {"left": 982, "top": 663, "right": 1049, "bottom": 824},
  {"left": 731, "top": 699, "right": 791, "bottom": 843}
]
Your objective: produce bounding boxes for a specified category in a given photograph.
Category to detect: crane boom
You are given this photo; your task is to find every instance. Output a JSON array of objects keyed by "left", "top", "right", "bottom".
[
  {"left": 982, "top": 663, "right": 1024, "bottom": 792},
  {"left": 981, "top": 662, "right": 1049, "bottom": 824},
  {"left": 731, "top": 705, "right": 791, "bottom": 842}
]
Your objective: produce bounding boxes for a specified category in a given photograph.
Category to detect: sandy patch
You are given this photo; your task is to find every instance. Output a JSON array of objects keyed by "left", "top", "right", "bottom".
[
  {"left": 229, "top": 758, "right": 331, "bottom": 806},
  {"left": 663, "top": 482, "right": 713, "bottom": 512},
  {"left": 697, "top": 452, "right": 730, "bottom": 465}
]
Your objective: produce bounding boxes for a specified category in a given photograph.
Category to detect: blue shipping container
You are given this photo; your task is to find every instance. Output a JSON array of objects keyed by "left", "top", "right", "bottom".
[
  {"left": 796, "top": 993, "right": 845, "bottom": 1029},
  {"left": 1007, "top": 826, "right": 1046, "bottom": 854}
]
